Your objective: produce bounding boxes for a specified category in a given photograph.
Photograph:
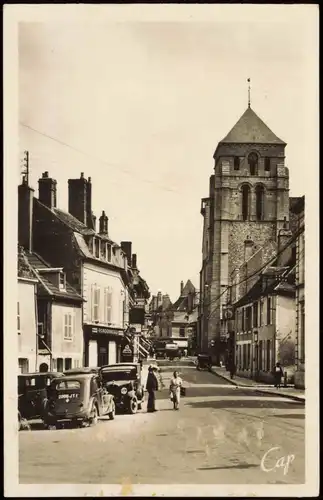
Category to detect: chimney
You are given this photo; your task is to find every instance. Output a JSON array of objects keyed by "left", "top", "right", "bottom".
[
  {"left": 244, "top": 237, "right": 254, "bottom": 262},
  {"left": 99, "top": 210, "right": 109, "bottom": 235},
  {"left": 180, "top": 281, "right": 184, "bottom": 295},
  {"left": 277, "top": 223, "right": 293, "bottom": 266},
  {"left": 132, "top": 254, "right": 137, "bottom": 269},
  {"left": 18, "top": 178, "right": 34, "bottom": 252},
  {"left": 68, "top": 173, "right": 88, "bottom": 225},
  {"left": 86, "top": 177, "right": 95, "bottom": 230},
  {"left": 157, "top": 291, "right": 162, "bottom": 308},
  {"left": 38, "top": 171, "right": 57, "bottom": 209},
  {"left": 121, "top": 241, "right": 132, "bottom": 263}
]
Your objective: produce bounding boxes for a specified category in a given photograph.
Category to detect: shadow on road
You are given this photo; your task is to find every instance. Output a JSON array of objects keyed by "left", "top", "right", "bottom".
[
  {"left": 185, "top": 399, "right": 305, "bottom": 410},
  {"left": 270, "top": 413, "right": 305, "bottom": 419},
  {"left": 197, "top": 463, "right": 259, "bottom": 470}
]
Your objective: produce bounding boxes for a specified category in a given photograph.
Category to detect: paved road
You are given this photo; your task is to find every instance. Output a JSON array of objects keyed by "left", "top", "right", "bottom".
[{"left": 19, "top": 362, "right": 305, "bottom": 484}]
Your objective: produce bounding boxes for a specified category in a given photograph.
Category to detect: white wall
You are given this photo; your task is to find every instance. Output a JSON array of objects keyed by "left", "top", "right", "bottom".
[
  {"left": 18, "top": 279, "right": 37, "bottom": 372},
  {"left": 275, "top": 295, "right": 296, "bottom": 341},
  {"left": 83, "top": 262, "right": 128, "bottom": 329},
  {"left": 51, "top": 303, "right": 83, "bottom": 368}
]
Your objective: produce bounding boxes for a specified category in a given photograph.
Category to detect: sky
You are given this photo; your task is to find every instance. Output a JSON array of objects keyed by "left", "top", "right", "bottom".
[{"left": 18, "top": 9, "right": 318, "bottom": 302}]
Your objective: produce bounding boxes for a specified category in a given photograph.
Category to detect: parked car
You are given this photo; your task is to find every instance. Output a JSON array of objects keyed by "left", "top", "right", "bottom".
[
  {"left": 100, "top": 363, "right": 145, "bottom": 414},
  {"left": 43, "top": 373, "right": 115, "bottom": 429},
  {"left": 18, "top": 372, "right": 65, "bottom": 430},
  {"left": 63, "top": 367, "right": 99, "bottom": 376}
]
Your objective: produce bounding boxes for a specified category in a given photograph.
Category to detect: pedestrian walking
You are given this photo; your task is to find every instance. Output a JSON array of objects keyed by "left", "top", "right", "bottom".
[
  {"left": 146, "top": 365, "right": 159, "bottom": 412},
  {"left": 183, "top": 348, "right": 188, "bottom": 358},
  {"left": 229, "top": 359, "right": 236, "bottom": 380},
  {"left": 169, "top": 371, "right": 183, "bottom": 411},
  {"left": 272, "top": 362, "right": 284, "bottom": 388}
]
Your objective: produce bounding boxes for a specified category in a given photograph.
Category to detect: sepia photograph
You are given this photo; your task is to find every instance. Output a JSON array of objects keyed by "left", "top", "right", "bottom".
[{"left": 4, "top": 4, "right": 319, "bottom": 497}]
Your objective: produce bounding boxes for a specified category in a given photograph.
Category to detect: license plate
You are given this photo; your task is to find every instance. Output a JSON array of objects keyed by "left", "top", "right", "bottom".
[{"left": 58, "top": 393, "right": 79, "bottom": 400}]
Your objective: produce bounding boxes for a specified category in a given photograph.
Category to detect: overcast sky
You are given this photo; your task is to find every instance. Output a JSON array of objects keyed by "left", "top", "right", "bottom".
[{"left": 18, "top": 8, "right": 318, "bottom": 301}]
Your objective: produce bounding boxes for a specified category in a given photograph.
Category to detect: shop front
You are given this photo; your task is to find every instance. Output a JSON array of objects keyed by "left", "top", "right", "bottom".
[{"left": 83, "top": 324, "right": 124, "bottom": 367}]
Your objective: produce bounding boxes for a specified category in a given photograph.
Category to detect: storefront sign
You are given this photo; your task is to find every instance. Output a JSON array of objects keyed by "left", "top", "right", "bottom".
[
  {"left": 86, "top": 325, "right": 123, "bottom": 336},
  {"left": 122, "top": 344, "right": 133, "bottom": 355}
]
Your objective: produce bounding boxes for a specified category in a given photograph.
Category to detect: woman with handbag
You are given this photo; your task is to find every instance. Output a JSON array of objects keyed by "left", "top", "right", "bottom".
[{"left": 169, "top": 371, "right": 183, "bottom": 411}]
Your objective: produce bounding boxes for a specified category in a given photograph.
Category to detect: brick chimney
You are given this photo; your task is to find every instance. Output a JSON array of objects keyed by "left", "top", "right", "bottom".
[
  {"left": 180, "top": 281, "right": 184, "bottom": 295},
  {"left": 99, "top": 210, "right": 109, "bottom": 235},
  {"left": 18, "top": 177, "right": 34, "bottom": 252},
  {"left": 121, "top": 241, "right": 132, "bottom": 263},
  {"left": 68, "top": 173, "right": 87, "bottom": 225},
  {"left": 132, "top": 254, "right": 137, "bottom": 269},
  {"left": 38, "top": 171, "right": 57, "bottom": 209}
]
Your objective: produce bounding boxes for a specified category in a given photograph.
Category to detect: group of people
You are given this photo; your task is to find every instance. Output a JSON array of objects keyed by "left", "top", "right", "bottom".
[{"left": 145, "top": 365, "right": 183, "bottom": 412}]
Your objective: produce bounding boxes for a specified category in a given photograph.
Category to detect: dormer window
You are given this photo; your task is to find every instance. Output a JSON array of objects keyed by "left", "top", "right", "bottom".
[
  {"left": 94, "top": 238, "right": 100, "bottom": 258},
  {"left": 59, "top": 272, "right": 66, "bottom": 291},
  {"left": 100, "top": 240, "right": 106, "bottom": 260},
  {"left": 106, "top": 244, "right": 112, "bottom": 262}
]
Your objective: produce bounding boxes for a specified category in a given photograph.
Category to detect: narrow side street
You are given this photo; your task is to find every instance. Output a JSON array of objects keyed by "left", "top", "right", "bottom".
[{"left": 19, "top": 360, "right": 305, "bottom": 484}]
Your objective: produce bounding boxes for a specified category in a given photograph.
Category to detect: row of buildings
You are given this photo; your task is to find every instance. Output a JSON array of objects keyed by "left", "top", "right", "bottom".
[
  {"left": 197, "top": 104, "right": 305, "bottom": 388},
  {"left": 147, "top": 280, "right": 199, "bottom": 352},
  {"left": 17, "top": 170, "right": 150, "bottom": 374}
]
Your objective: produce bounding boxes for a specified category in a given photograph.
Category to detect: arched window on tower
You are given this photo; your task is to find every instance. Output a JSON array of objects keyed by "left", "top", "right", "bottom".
[
  {"left": 248, "top": 153, "right": 258, "bottom": 175},
  {"left": 255, "top": 185, "right": 265, "bottom": 220},
  {"left": 242, "top": 185, "right": 250, "bottom": 221}
]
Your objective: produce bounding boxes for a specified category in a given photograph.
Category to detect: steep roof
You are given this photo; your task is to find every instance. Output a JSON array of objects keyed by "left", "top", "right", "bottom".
[
  {"left": 25, "top": 252, "right": 83, "bottom": 301},
  {"left": 220, "top": 107, "right": 286, "bottom": 145},
  {"left": 181, "top": 280, "right": 195, "bottom": 296}
]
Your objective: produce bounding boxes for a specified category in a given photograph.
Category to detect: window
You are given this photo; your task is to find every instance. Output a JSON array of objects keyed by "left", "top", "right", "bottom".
[
  {"left": 243, "top": 344, "right": 247, "bottom": 369},
  {"left": 56, "top": 380, "right": 81, "bottom": 390},
  {"left": 264, "top": 157, "right": 271, "bottom": 171},
  {"left": 100, "top": 242, "right": 106, "bottom": 260},
  {"left": 234, "top": 156, "right": 240, "bottom": 170},
  {"left": 64, "top": 312, "right": 74, "bottom": 340},
  {"left": 255, "top": 185, "right": 265, "bottom": 220},
  {"left": 246, "top": 306, "right": 252, "bottom": 331},
  {"left": 94, "top": 238, "right": 100, "bottom": 258},
  {"left": 64, "top": 358, "right": 72, "bottom": 370},
  {"left": 18, "top": 358, "right": 29, "bottom": 374},
  {"left": 260, "top": 300, "right": 263, "bottom": 326},
  {"left": 17, "top": 302, "right": 21, "bottom": 334},
  {"left": 92, "top": 285, "right": 100, "bottom": 322},
  {"left": 57, "top": 358, "right": 64, "bottom": 372},
  {"left": 266, "top": 339, "right": 271, "bottom": 371},
  {"left": 104, "top": 287, "right": 112, "bottom": 323},
  {"left": 248, "top": 152, "right": 258, "bottom": 175},
  {"left": 242, "top": 185, "right": 250, "bottom": 221},
  {"left": 59, "top": 272, "right": 66, "bottom": 290},
  {"left": 179, "top": 327, "right": 186, "bottom": 337},
  {"left": 247, "top": 344, "right": 251, "bottom": 369},
  {"left": 107, "top": 244, "right": 112, "bottom": 262},
  {"left": 266, "top": 297, "right": 272, "bottom": 325},
  {"left": 259, "top": 340, "right": 263, "bottom": 370},
  {"left": 253, "top": 302, "right": 258, "bottom": 327},
  {"left": 241, "top": 309, "right": 245, "bottom": 331}
]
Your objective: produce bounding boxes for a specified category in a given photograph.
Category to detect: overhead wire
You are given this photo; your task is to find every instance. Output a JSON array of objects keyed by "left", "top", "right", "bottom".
[{"left": 199, "top": 224, "right": 304, "bottom": 320}]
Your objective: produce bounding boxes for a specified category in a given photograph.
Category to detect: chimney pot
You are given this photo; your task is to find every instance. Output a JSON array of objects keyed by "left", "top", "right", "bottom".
[
  {"left": 80, "top": 172, "right": 84, "bottom": 178},
  {"left": 88, "top": 177, "right": 91, "bottom": 183},
  {"left": 43, "top": 171, "right": 49, "bottom": 178}
]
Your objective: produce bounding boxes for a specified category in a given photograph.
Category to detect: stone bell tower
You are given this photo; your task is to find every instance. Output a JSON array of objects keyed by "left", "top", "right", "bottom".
[{"left": 201, "top": 98, "right": 290, "bottom": 355}]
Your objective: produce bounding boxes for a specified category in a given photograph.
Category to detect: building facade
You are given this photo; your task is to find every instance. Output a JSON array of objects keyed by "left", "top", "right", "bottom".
[
  {"left": 294, "top": 196, "right": 305, "bottom": 389},
  {"left": 199, "top": 105, "right": 291, "bottom": 363}
]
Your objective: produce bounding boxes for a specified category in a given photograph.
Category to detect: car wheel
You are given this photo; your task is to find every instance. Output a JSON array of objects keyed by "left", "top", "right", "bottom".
[
  {"left": 108, "top": 404, "right": 115, "bottom": 420},
  {"left": 89, "top": 405, "right": 98, "bottom": 426},
  {"left": 129, "top": 397, "right": 138, "bottom": 414}
]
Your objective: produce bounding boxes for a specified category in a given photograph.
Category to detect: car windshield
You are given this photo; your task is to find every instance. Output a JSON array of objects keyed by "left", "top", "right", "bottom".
[
  {"left": 101, "top": 368, "right": 137, "bottom": 382},
  {"left": 54, "top": 380, "right": 81, "bottom": 390}
]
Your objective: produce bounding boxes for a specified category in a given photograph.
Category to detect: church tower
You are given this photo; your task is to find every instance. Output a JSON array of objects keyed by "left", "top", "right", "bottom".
[{"left": 199, "top": 100, "right": 290, "bottom": 356}]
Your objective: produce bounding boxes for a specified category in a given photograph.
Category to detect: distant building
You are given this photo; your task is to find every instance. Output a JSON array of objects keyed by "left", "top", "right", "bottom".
[
  {"left": 148, "top": 292, "right": 173, "bottom": 338},
  {"left": 171, "top": 280, "right": 199, "bottom": 351}
]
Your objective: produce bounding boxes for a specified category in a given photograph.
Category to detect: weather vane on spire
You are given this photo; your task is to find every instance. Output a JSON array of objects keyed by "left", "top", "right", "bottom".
[{"left": 247, "top": 78, "right": 251, "bottom": 108}]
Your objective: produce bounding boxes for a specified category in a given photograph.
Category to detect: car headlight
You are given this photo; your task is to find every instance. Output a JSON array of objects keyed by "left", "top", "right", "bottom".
[{"left": 121, "top": 387, "right": 128, "bottom": 395}]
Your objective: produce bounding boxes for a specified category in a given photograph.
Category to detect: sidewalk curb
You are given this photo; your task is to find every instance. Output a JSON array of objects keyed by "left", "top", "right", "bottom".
[{"left": 211, "top": 368, "right": 305, "bottom": 402}]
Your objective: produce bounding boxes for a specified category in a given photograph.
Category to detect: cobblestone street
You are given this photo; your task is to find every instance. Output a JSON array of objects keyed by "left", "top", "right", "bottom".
[{"left": 19, "top": 361, "right": 305, "bottom": 485}]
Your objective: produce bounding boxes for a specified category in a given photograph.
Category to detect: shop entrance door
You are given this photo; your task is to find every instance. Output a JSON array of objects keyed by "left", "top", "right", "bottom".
[{"left": 98, "top": 345, "right": 108, "bottom": 367}]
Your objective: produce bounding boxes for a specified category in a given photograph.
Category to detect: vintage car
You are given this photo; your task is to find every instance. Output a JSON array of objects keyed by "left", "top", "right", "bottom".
[
  {"left": 43, "top": 373, "right": 115, "bottom": 429},
  {"left": 196, "top": 353, "right": 212, "bottom": 371},
  {"left": 18, "top": 372, "right": 65, "bottom": 430},
  {"left": 63, "top": 367, "right": 99, "bottom": 376},
  {"left": 100, "top": 363, "right": 145, "bottom": 414}
]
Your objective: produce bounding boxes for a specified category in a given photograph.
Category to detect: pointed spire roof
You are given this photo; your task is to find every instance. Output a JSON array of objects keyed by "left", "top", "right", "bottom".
[{"left": 220, "top": 107, "right": 286, "bottom": 145}]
